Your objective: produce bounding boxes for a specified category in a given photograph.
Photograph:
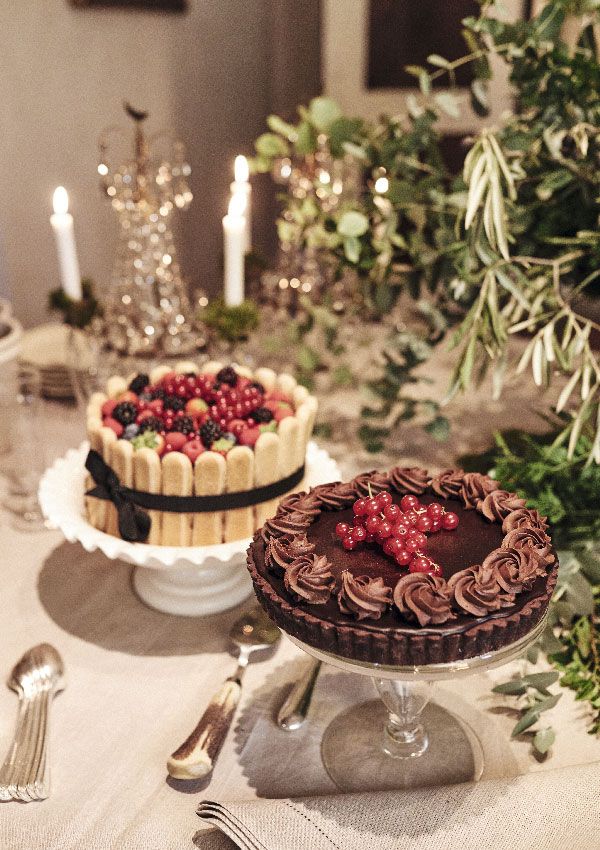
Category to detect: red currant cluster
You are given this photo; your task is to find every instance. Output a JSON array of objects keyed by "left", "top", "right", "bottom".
[{"left": 335, "top": 493, "right": 459, "bottom": 576}]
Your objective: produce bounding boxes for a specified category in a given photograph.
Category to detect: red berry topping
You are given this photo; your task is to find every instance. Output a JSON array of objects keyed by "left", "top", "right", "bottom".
[
  {"left": 410, "top": 555, "right": 433, "bottom": 573},
  {"left": 342, "top": 536, "right": 356, "bottom": 551},
  {"left": 365, "top": 515, "right": 382, "bottom": 535},
  {"left": 104, "top": 417, "right": 124, "bottom": 437},
  {"left": 416, "top": 515, "right": 432, "bottom": 532},
  {"left": 427, "top": 502, "right": 443, "bottom": 519},
  {"left": 442, "top": 511, "right": 459, "bottom": 530},
  {"left": 364, "top": 498, "right": 380, "bottom": 515},
  {"left": 164, "top": 432, "right": 188, "bottom": 452},
  {"left": 182, "top": 439, "right": 205, "bottom": 463},
  {"left": 404, "top": 510, "right": 419, "bottom": 527},
  {"left": 383, "top": 503, "right": 401, "bottom": 522},
  {"left": 335, "top": 522, "right": 350, "bottom": 539},
  {"left": 430, "top": 519, "right": 442, "bottom": 532},
  {"left": 393, "top": 523, "right": 409, "bottom": 537},
  {"left": 378, "top": 520, "right": 392, "bottom": 539},
  {"left": 101, "top": 398, "right": 118, "bottom": 418},
  {"left": 376, "top": 491, "right": 392, "bottom": 509},
  {"left": 400, "top": 494, "right": 419, "bottom": 512},
  {"left": 395, "top": 549, "right": 412, "bottom": 566},
  {"left": 351, "top": 526, "right": 367, "bottom": 543},
  {"left": 353, "top": 498, "right": 367, "bottom": 516}
]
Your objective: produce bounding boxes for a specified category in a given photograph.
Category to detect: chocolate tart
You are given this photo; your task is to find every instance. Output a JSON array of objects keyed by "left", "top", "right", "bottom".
[{"left": 246, "top": 468, "right": 558, "bottom": 666}]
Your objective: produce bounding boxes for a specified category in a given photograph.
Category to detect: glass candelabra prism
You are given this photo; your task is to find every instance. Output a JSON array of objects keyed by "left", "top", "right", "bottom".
[{"left": 98, "top": 104, "right": 196, "bottom": 357}]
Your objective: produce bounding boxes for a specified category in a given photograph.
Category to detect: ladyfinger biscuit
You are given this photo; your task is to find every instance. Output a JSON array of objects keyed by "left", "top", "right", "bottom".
[
  {"left": 175, "top": 360, "right": 198, "bottom": 374},
  {"left": 233, "top": 365, "right": 253, "bottom": 380},
  {"left": 161, "top": 453, "right": 193, "bottom": 546},
  {"left": 88, "top": 391, "right": 107, "bottom": 419},
  {"left": 192, "top": 452, "right": 226, "bottom": 546},
  {"left": 277, "top": 415, "right": 301, "bottom": 479},
  {"left": 133, "top": 447, "right": 163, "bottom": 545},
  {"left": 97, "top": 426, "right": 118, "bottom": 533},
  {"left": 85, "top": 423, "right": 108, "bottom": 528},
  {"left": 277, "top": 372, "right": 297, "bottom": 397},
  {"left": 253, "top": 367, "right": 276, "bottom": 391},
  {"left": 292, "top": 384, "right": 309, "bottom": 407},
  {"left": 106, "top": 440, "right": 134, "bottom": 538},
  {"left": 106, "top": 375, "right": 128, "bottom": 399},
  {"left": 224, "top": 446, "right": 254, "bottom": 542},
  {"left": 253, "top": 432, "right": 280, "bottom": 529},
  {"left": 150, "top": 364, "right": 173, "bottom": 384},
  {"left": 200, "top": 361, "right": 224, "bottom": 375},
  {"left": 293, "top": 396, "right": 318, "bottom": 470}
]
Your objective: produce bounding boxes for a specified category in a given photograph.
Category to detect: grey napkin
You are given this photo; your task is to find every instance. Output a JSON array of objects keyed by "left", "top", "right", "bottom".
[{"left": 196, "top": 761, "right": 599, "bottom": 850}]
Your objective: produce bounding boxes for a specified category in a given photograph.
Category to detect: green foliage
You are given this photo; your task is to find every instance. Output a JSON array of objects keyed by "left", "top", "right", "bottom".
[
  {"left": 48, "top": 278, "right": 101, "bottom": 328},
  {"left": 200, "top": 298, "right": 259, "bottom": 343},
  {"left": 492, "top": 671, "right": 561, "bottom": 756}
]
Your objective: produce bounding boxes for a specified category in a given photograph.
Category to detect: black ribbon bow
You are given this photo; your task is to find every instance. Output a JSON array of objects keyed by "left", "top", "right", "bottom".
[{"left": 85, "top": 450, "right": 151, "bottom": 543}]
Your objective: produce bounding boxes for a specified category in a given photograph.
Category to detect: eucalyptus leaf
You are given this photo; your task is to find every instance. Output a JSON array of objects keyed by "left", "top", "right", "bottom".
[
  {"left": 308, "top": 97, "right": 342, "bottom": 132},
  {"left": 338, "top": 211, "right": 369, "bottom": 238},
  {"left": 533, "top": 727, "right": 555, "bottom": 755},
  {"left": 492, "top": 680, "right": 528, "bottom": 695}
]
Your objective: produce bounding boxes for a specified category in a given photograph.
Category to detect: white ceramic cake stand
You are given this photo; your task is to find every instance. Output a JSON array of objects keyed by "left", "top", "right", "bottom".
[
  {"left": 38, "top": 441, "right": 340, "bottom": 617},
  {"left": 287, "top": 615, "right": 546, "bottom": 792}
]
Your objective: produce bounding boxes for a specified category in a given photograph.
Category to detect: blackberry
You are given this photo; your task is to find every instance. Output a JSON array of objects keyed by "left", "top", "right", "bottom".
[
  {"left": 216, "top": 366, "right": 238, "bottom": 387},
  {"left": 249, "top": 381, "right": 265, "bottom": 394},
  {"left": 128, "top": 373, "right": 149, "bottom": 395},
  {"left": 163, "top": 395, "right": 186, "bottom": 412},
  {"left": 112, "top": 401, "right": 138, "bottom": 426},
  {"left": 150, "top": 387, "right": 166, "bottom": 401},
  {"left": 199, "top": 419, "right": 223, "bottom": 448},
  {"left": 171, "top": 416, "right": 195, "bottom": 435},
  {"left": 249, "top": 406, "right": 274, "bottom": 424},
  {"left": 138, "top": 416, "right": 163, "bottom": 434}
]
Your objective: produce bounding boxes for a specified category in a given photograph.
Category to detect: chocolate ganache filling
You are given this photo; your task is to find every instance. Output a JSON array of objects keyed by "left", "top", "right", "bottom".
[
  {"left": 502, "top": 508, "right": 548, "bottom": 533},
  {"left": 480, "top": 489, "right": 527, "bottom": 522},
  {"left": 430, "top": 468, "right": 464, "bottom": 499},
  {"left": 502, "top": 527, "right": 554, "bottom": 564},
  {"left": 481, "top": 546, "right": 542, "bottom": 594},
  {"left": 388, "top": 466, "right": 430, "bottom": 494},
  {"left": 262, "top": 510, "right": 311, "bottom": 540},
  {"left": 312, "top": 481, "right": 357, "bottom": 510},
  {"left": 265, "top": 533, "right": 315, "bottom": 575},
  {"left": 460, "top": 472, "right": 500, "bottom": 509},
  {"left": 352, "top": 471, "right": 390, "bottom": 498}
]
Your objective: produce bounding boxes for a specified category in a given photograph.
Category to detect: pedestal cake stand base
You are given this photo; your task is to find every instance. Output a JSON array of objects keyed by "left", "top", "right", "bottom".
[
  {"left": 288, "top": 617, "right": 545, "bottom": 792},
  {"left": 39, "top": 441, "right": 340, "bottom": 617}
]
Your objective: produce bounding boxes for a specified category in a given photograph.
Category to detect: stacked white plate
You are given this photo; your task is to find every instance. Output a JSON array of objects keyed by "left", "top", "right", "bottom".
[
  {"left": 18, "top": 323, "right": 93, "bottom": 400},
  {"left": 0, "top": 300, "right": 22, "bottom": 367}
]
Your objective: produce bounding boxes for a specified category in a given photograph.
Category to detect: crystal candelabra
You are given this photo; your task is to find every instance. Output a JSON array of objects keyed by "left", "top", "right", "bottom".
[{"left": 98, "top": 103, "right": 196, "bottom": 356}]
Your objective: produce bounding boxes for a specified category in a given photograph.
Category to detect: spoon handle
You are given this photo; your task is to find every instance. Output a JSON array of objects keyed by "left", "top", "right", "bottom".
[
  {"left": 277, "top": 658, "right": 322, "bottom": 731},
  {"left": 167, "top": 675, "right": 242, "bottom": 781}
]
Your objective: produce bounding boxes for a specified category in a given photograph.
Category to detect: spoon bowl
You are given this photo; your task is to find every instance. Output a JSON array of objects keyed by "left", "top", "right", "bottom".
[
  {"left": 8, "top": 643, "right": 65, "bottom": 698},
  {"left": 229, "top": 608, "right": 281, "bottom": 655}
]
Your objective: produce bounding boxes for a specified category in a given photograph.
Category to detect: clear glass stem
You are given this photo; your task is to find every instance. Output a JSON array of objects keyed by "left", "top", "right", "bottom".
[{"left": 374, "top": 677, "right": 432, "bottom": 759}]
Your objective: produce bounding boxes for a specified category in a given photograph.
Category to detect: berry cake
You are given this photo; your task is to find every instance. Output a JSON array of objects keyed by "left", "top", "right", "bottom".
[
  {"left": 84, "top": 360, "right": 318, "bottom": 545},
  {"left": 247, "top": 467, "right": 558, "bottom": 666}
]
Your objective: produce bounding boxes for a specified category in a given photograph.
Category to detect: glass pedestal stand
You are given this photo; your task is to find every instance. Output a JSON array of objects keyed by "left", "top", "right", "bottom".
[{"left": 287, "top": 617, "right": 546, "bottom": 792}]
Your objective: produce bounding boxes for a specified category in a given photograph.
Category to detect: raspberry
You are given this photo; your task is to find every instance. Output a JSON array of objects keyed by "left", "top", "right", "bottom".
[
  {"left": 128, "top": 373, "right": 149, "bottom": 395},
  {"left": 112, "top": 401, "right": 138, "bottom": 426},
  {"left": 138, "top": 416, "right": 163, "bottom": 434},
  {"left": 170, "top": 416, "right": 195, "bottom": 435},
  {"left": 199, "top": 419, "right": 223, "bottom": 448},
  {"left": 149, "top": 387, "right": 166, "bottom": 401},
  {"left": 216, "top": 366, "right": 238, "bottom": 386},
  {"left": 163, "top": 395, "right": 186, "bottom": 412},
  {"left": 249, "top": 381, "right": 265, "bottom": 393},
  {"left": 249, "top": 406, "right": 274, "bottom": 424}
]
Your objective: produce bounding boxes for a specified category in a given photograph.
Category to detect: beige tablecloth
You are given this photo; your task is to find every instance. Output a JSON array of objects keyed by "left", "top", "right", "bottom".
[{"left": 1, "top": 374, "right": 599, "bottom": 850}]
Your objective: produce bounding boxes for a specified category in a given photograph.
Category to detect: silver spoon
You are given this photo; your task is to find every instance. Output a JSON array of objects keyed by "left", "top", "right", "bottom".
[
  {"left": 0, "top": 644, "right": 65, "bottom": 802},
  {"left": 277, "top": 658, "right": 322, "bottom": 731},
  {"left": 167, "top": 608, "right": 280, "bottom": 781}
]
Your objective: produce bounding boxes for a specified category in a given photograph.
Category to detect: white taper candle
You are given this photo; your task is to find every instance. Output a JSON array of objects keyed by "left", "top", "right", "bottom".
[
  {"left": 50, "top": 186, "right": 82, "bottom": 300},
  {"left": 223, "top": 192, "right": 246, "bottom": 307}
]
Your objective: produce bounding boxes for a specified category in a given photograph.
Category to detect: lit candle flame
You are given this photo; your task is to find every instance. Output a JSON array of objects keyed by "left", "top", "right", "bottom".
[
  {"left": 234, "top": 155, "right": 249, "bottom": 183},
  {"left": 53, "top": 186, "right": 69, "bottom": 216}
]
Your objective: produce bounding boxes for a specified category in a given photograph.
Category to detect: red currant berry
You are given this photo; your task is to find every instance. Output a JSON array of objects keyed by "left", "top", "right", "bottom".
[
  {"left": 378, "top": 520, "right": 392, "bottom": 539},
  {"left": 442, "top": 511, "right": 459, "bottom": 530},
  {"left": 364, "top": 498, "right": 380, "bottom": 515},
  {"left": 427, "top": 502, "right": 443, "bottom": 519},
  {"left": 395, "top": 549, "right": 412, "bottom": 566},
  {"left": 351, "top": 526, "right": 367, "bottom": 543},
  {"left": 382, "top": 538, "right": 395, "bottom": 556},
  {"left": 364, "top": 532, "right": 375, "bottom": 543},
  {"left": 353, "top": 514, "right": 366, "bottom": 527},
  {"left": 416, "top": 515, "right": 432, "bottom": 533},
  {"left": 383, "top": 503, "right": 401, "bottom": 522},
  {"left": 409, "top": 556, "right": 433, "bottom": 573},
  {"left": 342, "top": 536, "right": 356, "bottom": 551},
  {"left": 376, "top": 491, "right": 392, "bottom": 509},
  {"left": 430, "top": 519, "right": 442, "bottom": 532},
  {"left": 388, "top": 537, "right": 405, "bottom": 556},
  {"left": 400, "top": 494, "right": 419, "bottom": 512},
  {"left": 353, "top": 498, "right": 367, "bottom": 516},
  {"left": 393, "top": 523, "right": 409, "bottom": 537},
  {"left": 404, "top": 510, "right": 419, "bottom": 527},
  {"left": 365, "top": 515, "right": 382, "bottom": 535},
  {"left": 335, "top": 522, "right": 350, "bottom": 539}
]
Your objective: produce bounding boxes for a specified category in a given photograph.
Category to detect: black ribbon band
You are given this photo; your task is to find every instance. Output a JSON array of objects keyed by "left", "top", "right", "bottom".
[{"left": 85, "top": 449, "right": 305, "bottom": 543}]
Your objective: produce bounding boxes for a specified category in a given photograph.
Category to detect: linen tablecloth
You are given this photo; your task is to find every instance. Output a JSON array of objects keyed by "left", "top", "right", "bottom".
[{"left": 1, "top": 370, "right": 598, "bottom": 850}]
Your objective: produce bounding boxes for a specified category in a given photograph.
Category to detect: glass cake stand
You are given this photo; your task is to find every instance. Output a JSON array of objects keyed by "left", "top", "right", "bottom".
[{"left": 287, "top": 616, "right": 546, "bottom": 792}]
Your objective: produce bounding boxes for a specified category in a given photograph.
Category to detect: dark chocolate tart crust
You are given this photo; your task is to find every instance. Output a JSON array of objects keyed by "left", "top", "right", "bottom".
[{"left": 246, "top": 468, "right": 559, "bottom": 666}]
